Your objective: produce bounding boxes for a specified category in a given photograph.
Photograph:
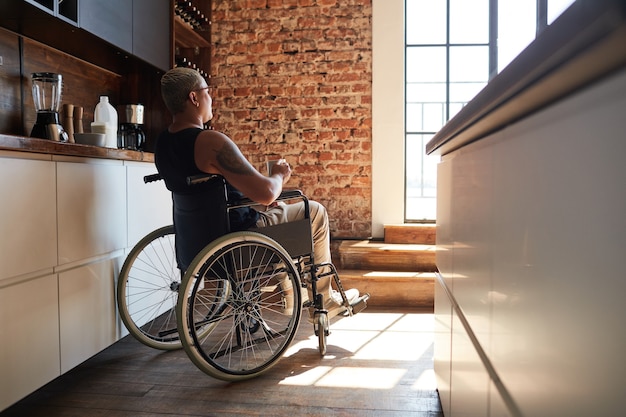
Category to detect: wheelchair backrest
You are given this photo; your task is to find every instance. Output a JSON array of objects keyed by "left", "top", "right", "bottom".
[{"left": 172, "top": 175, "right": 229, "bottom": 271}]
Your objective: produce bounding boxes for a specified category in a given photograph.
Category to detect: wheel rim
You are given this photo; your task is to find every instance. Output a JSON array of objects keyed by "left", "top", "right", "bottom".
[{"left": 178, "top": 232, "right": 302, "bottom": 380}]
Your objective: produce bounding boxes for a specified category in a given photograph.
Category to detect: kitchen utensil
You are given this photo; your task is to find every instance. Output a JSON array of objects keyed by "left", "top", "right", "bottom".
[{"left": 30, "top": 72, "right": 68, "bottom": 141}]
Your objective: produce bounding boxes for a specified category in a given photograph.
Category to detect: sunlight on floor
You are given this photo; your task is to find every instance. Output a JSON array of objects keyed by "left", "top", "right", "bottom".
[
  {"left": 280, "top": 311, "right": 437, "bottom": 391},
  {"left": 286, "top": 366, "right": 407, "bottom": 389}
]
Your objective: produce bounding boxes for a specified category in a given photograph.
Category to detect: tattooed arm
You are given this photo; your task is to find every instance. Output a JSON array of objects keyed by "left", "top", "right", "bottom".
[{"left": 194, "top": 129, "right": 291, "bottom": 205}]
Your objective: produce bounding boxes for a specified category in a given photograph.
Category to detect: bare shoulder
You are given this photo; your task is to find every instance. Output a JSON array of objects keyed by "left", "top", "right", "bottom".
[
  {"left": 195, "top": 130, "right": 254, "bottom": 176},
  {"left": 196, "top": 129, "right": 229, "bottom": 146},
  {"left": 196, "top": 129, "right": 238, "bottom": 155}
]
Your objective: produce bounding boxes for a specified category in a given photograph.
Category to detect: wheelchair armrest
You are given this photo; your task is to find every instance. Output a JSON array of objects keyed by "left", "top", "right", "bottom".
[
  {"left": 187, "top": 173, "right": 223, "bottom": 186},
  {"left": 182, "top": 173, "right": 308, "bottom": 214},
  {"left": 228, "top": 190, "right": 306, "bottom": 209},
  {"left": 143, "top": 173, "right": 218, "bottom": 185}
]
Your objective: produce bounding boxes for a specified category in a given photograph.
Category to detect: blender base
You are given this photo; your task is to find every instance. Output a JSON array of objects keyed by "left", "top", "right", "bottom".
[{"left": 31, "top": 111, "right": 68, "bottom": 142}]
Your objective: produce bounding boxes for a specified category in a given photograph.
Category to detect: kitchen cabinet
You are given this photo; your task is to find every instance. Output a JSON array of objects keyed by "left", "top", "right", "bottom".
[
  {"left": 433, "top": 277, "right": 452, "bottom": 416},
  {"left": 133, "top": 0, "right": 171, "bottom": 71},
  {"left": 126, "top": 161, "right": 172, "bottom": 248},
  {"left": 56, "top": 158, "right": 127, "bottom": 264},
  {"left": 0, "top": 152, "right": 57, "bottom": 281},
  {"left": 79, "top": 0, "right": 133, "bottom": 54},
  {"left": 24, "top": 0, "right": 78, "bottom": 24},
  {"left": 79, "top": 0, "right": 170, "bottom": 70},
  {"left": 426, "top": 1, "right": 626, "bottom": 415},
  {"left": 59, "top": 258, "right": 121, "bottom": 373},
  {"left": 0, "top": 150, "right": 172, "bottom": 411},
  {"left": 0, "top": 1, "right": 166, "bottom": 75},
  {"left": 0, "top": 274, "right": 60, "bottom": 412}
]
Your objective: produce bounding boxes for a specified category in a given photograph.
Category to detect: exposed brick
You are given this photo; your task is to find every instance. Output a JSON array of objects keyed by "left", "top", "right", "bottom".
[{"left": 211, "top": 0, "right": 373, "bottom": 237}]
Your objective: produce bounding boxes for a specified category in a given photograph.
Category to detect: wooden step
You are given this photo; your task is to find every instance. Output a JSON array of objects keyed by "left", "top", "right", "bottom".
[
  {"left": 337, "top": 240, "right": 437, "bottom": 272},
  {"left": 384, "top": 223, "right": 436, "bottom": 245},
  {"left": 338, "top": 270, "right": 435, "bottom": 308}
]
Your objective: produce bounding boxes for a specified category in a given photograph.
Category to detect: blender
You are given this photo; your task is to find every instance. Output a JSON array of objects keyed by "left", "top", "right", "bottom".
[{"left": 30, "top": 72, "right": 68, "bottom": 141}]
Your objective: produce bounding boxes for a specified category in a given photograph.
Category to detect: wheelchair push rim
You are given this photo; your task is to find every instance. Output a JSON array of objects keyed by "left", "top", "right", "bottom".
[{"left": 177, "top": 231, "right": 302, "bottom": 381}]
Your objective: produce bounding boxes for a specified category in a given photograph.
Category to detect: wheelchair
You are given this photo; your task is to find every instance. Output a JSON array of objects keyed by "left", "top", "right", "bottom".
[{"left": 117, "top": 173, "right": 369, "bottom": 381}]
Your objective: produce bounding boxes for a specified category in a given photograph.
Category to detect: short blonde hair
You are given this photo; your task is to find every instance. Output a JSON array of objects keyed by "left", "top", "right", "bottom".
[{"left": 160, "top": 67, "right": 204, "bottom": 114}]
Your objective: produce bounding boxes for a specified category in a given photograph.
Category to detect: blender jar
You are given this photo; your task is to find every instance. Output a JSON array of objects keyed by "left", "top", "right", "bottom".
[{"left": 32, "top": 72, "right": 62, "bottom": 112}]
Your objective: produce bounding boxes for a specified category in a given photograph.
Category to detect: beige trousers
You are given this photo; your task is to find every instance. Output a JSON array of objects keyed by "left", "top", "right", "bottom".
[{"left": 255, "top": 200, "right": 333, "bottom": 299}]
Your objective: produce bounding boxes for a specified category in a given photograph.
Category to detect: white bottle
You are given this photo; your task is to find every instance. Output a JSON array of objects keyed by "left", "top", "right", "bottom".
[{"left": 94, "top": 96, "right": 118, "bottom": 148}]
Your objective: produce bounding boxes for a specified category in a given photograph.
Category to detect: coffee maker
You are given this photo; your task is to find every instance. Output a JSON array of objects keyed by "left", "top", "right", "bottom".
[
  {"left": 118, "top": 104, "right": 145, "bottom": 151},
  {"left": 30, "top": 72, "right": 68, "bottom": 141}
]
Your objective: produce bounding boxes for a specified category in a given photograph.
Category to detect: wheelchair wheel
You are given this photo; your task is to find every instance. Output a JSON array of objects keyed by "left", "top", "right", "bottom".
[
  {"left": 117, "top": 225, "right": 183, "bottom": 350},
  {"left": 316, "top": 312, "right": 329, "bottom": 356},
  {"left": 177, "top": 231, "right": 302, "bottom": 381}
]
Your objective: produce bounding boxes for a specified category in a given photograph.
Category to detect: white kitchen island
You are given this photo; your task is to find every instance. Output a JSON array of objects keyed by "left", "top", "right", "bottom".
[{"left": 426, "top": 1, "right": 626, "bottom": 416}]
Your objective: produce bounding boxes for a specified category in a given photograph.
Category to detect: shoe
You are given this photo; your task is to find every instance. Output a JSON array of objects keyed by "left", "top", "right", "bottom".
[
  {"left": 308, "top": 288, "right": 360, "bottom": 322},
  {"left": 330, "top": 288, "right": 359, "bottom": 307}
]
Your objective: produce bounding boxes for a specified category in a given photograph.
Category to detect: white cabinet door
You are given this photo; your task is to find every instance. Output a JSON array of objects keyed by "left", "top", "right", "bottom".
[
  {"left": 126, "top": 162, "right": 172, "bottom": 249},
  {"left": 433, "top": 276, "right": 452, "bottom": 417},
  {"left": 58, "top": 256, "right": 122, "bottom": 373},
  {"left": 0, "top": 153, "right": 56, "bottom": 281},
  {"left": 56, "top": 159, "right": 127, "bottom": 264},
  {"left": 450, "top": 310, "right": 489, "bottom": 417},
  {"left": 0, "top": 274, "right": 60, "bottom": 411}
]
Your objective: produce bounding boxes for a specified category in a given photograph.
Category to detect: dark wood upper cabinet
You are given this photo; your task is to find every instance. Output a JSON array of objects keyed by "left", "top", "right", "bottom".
[
  {"left": 132, "top": 0, "right": 171, "bottom": 71},
  {"left": 79, "top": 0, "right": 133, "bottom": 54},
  {"left": 79, "top": 0, "right": 170, "bottom": 71}
]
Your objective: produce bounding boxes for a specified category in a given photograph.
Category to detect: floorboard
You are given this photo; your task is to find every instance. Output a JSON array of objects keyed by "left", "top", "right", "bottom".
[{"left": 1, "top": 308, "right": 443, "bottom": 417}]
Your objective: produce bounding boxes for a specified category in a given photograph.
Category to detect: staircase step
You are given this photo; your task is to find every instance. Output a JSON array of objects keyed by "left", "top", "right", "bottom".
[
  {"left": 339, "top": 270, "right": 435, "bottom": 308},
  {"left": 338, "top": 240, "right": 437, "bottom": 272},
  {"left": 384, "top": 223, "right": 436, "bottom": 245}
]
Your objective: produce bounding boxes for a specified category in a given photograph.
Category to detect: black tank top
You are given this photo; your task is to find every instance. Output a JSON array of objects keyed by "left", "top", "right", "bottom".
[{"left": 154, "top": 128, "right": 259, "bottom": 269}]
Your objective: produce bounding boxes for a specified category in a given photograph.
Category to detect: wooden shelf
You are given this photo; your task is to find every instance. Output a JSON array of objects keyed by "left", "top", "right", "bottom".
[{"left": 174, "top": 15, "right": 210, "bottom": 49}]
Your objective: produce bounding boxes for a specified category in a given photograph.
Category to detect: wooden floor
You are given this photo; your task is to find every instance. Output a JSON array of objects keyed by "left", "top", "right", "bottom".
[{"left": 1, "top": 308, "right": 443, "bottom": 417}]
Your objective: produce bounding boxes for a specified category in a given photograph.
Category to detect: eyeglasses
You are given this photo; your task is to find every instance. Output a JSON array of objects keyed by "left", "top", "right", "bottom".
[{"left": 193, "top": 86, "right": 212, "bottom": 93}]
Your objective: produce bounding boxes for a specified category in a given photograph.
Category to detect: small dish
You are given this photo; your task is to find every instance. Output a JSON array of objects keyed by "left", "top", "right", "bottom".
[{"left": 74, "top": 132, "right": 106, "bottom": 147}]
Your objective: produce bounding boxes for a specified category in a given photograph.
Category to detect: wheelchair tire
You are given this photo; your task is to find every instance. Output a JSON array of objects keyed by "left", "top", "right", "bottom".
[
  {"left": 317, "top": 312, "right": 329, "bottom": 356},
  {"left": 177, "top": 231, "right": 302, "bottom": 381},
  {"left": 117, "top": 225, "right": 184, "bottom": 350}
]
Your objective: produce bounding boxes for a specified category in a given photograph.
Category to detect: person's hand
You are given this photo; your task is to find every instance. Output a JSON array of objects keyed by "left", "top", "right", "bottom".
[{"left": 271, "top": 158, "right": 292, "bottom": 183}]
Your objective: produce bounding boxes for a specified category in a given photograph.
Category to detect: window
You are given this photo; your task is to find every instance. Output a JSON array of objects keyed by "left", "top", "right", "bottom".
[{"left": 405, "top": 0, "right": 575, "bottom": 221}]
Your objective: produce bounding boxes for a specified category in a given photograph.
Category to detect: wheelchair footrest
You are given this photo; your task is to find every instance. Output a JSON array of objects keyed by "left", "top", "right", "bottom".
[{"left": 349, "top": 293, "right": 370, "bottom": 315}]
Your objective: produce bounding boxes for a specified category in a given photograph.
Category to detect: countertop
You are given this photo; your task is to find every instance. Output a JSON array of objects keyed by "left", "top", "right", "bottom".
[
  {"left": 0, "top": 133, "right": 154, "bottom": 162},
  {"left": 426, "top": 0, "right": 626, "bottom": 156}
]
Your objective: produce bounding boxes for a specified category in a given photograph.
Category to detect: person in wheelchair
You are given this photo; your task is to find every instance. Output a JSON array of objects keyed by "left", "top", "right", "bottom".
[{"left": 155, "top": 67, "right": 361, "bottom": 320}]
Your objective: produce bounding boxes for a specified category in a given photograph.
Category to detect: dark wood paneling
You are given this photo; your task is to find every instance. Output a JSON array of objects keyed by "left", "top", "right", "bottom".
[{"left": 0, "top": 30, "right": 22, "bottom": 135}]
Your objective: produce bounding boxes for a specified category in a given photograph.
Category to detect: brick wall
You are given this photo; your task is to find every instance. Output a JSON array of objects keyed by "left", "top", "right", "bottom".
[{"left": 211, "top": 0, "right": 373, "bottom": 238}]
